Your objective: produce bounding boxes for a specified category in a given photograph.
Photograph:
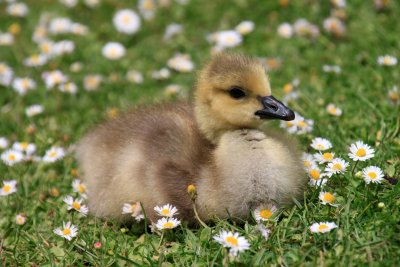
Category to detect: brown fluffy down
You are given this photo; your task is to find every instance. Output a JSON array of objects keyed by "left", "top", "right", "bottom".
[{"left": 76, "top": 53, "right": 307, "bottom": 224}]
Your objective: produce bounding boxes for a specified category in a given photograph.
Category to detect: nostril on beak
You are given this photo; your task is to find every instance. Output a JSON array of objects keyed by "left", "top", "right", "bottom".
[{"left": 270, "top": 104, "right": 278, "bottom": 111}]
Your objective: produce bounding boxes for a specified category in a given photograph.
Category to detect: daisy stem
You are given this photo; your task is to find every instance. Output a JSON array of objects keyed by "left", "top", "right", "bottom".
[
  {"left": 351, "top": 161, "right": 359, "bottom": 176},
  {"left": 192, "top": 202, "right": 209, "bottom": 228},
  {"left": 158, "top": 230, "right": 165, "bottom": 248}
]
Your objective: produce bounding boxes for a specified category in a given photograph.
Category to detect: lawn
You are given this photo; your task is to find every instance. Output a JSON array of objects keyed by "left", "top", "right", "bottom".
[{"left": 0, "top": 0, "right": 399, "bottom": 266}]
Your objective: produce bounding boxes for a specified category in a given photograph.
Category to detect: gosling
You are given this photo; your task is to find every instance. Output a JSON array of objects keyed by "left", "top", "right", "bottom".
[{"left": 76, "top": 53, "right": 306, "bottom": 224}]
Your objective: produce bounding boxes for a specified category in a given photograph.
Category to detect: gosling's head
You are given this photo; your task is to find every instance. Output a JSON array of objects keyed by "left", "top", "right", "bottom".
[{"left": 194, "top": 53, "right": 295, "bottom": 142}]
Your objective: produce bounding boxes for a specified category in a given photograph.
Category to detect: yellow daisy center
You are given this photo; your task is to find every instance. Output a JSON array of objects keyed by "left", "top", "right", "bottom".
[
  {"left": 368, "top": 172, "right": 377, "bottom": 179},
  {"left": 224, "top": 35, "right": 236, "bottom": 44},
  {"left": 122, "top": 15, "right": 131, "bottom": 24},
  {"left": 72, "top": 202, "right": 81, "bottom": 210},
  {"left": 20, "top": 142, "right": 29, "bottom": 149},
  {"left": 286, "top": 121, "right": 294, "bottom": 127},
  {"left": 3, "top": 185, "right": 11, "bottom": 192},
  {"left": 297, "top": 121, "right": 307, "bottom": 128},
  {"left": 21, "top": 79, "right": 30, "bottom": 89},
  {"left": 163, "top": 222, "right": 174, "bottom": 228},
  {"left": 63, "top": 228, "right": 71, "bottom": 235},
  {"left": 318, "top": 224, "right": 328, "bottom": 231},
  {"left": 310, "top": 169, "right": 320, "bottom": 180},
  {"left": 332, "top": 163, "right": 342, "bottom": 170},
  {"left": 161, "top": 209, "right": 170, "bottom": 216},
  {"left": 316, "top": 144, "right": 325, "bottom": 150},
  {"left": 49, "top": 151, "right": 57, "bottom": 158},
  {"left": 356, "top": 148, "right": 366, "bottom": 157},
  {"left": 8, "top": 154, "right": 16, "bottom": 161},
  {"left": 283, "top": 84, "right": 293, "bottom": 94},
  {"left": 142, "top": 0, "right": 154, "bottom": 10},
  {"left": 328, "top": 106, "right": 337, "bottom": 114},
  {"left": 323, "top": 193, "right": 335, "bottom": 203},
  {"left": 260, "top": 209, "right": 273, "bottom": 219},
  {"left": 304, "top": 160, "right": 312, "bottom": 167},
  {"left": 77, "top": 184, "right": 85, "bottom": 193},
  {"left": 322, "top": 153, "right": 333, "bottom": 160},
  {"left": 225, "top": 236, "right": 238, "bottom": 247}
]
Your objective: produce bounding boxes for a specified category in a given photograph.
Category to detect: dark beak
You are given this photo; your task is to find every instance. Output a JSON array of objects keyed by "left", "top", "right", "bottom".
[{"left": 255, "top": 95, "right": 295, "bottom": 121}]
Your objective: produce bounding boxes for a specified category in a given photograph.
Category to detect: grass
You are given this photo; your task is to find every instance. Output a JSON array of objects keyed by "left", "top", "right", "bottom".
[{"left": 1, "top": 0, "right": 399, "bottom": 266}]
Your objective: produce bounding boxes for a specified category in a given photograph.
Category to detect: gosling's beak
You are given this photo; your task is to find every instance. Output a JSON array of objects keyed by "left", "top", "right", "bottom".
[{"left": 255, "top": 95, "right": 295, "bottom": 121}]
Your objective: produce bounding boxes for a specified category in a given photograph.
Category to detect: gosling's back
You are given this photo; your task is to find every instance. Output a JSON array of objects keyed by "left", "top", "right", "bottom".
[{"left": 76, "top": 102, "right": 213, "bottom": 222}]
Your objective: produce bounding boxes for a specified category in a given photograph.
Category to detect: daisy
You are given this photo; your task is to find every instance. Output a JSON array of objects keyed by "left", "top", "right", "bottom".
[
  {"left": 155, "top": 217, "right": 181, "bottom": 230},
  {"left": 212, "top": 30, "right": 242, "bottom": 49},
  {"left": 138, "top": 0, "right": 156, "bottom": 20},
  {"left": 324, "top": 158, "right": 349, "bottom": 176},
  {"left": 59, "top": 0, "right": 78, "bottom": 8},
  {"left": 42, "top": 70, "right": 68, "bottom": 89},
  {"left": 32, "top": 25, "right": 48, "bottom": 43},
  {"left": 323, "top": 17, "right": 346, "bottom": 37},
  {"left": 25, "top": 104, "right": 44, "bottom": 117},
  {"left": 326, "top": 103, "right": 342, "bottom": 116},
  {"left": 318, "top": 191, "right": 337, "bottom": 206},
  {"left": 308, "top": 166, "right": 328, "bottom": 187},
  {"left": 1, "top": 149, "right": 23, "bottom": 166},
  {"left": 59, "top": 82, "right": 78, "bottom": 94},
  {"left": 164, "top": 84, "right": 182, "bottom": 97},
  {"left": 323, "top": 65, "right": 341, "bottom": 73},
  {"left": 331, "top": 0, "right": 346, "bottom": 8},
  {"left": 293, "top": 19, "right": 320, "bottom": 39},
  {"left": 23, "top": 54, "right": 48, "bottom": 67},
  {"left": 42, "top": 146, "right": 65, "bottom": 163},
  {"left": 310, "top": 222, "right": 337, "bottom": 233},
  {"left": 12, "top": 77, "right": 36, "bottom": 95},
  {"left": 63, "top": 195, "right": 89, "bottom": 216},
  {"left": 257, "top": 224, "right": 271, "bottom": 240},
  {"left": 151, "top": 68, "right": 171, "bottom": 80},
  {"left": 83, "top": 74, "right": 102, "bottom": 91},
  {"left": 0, "top": 137, "right": 9, "bottom": 149},
  {"left": 6, "top": 2, "right": 29, "bottom": 17},
  {"left": 277, "top": 23, "right": 293, "bottom": 38},
  {"left": 280, "top": 113, "right": 314, "bottom": 135},
  {"left": 113, "top": 9, "right": 141, "bottom": 34},
  {"left": 348, "top": 141, "right": 375, "bottom": 161},
  {"left": 0, "top": 62, "right": 13, "bottom": 86},
  {"left": 38, "top": 40, "right": 55, "bottom": 55},
  {"left": 122, "top": 202, "right": 144, "bottom": 221},
  {"left": 70, "top": 23, "right": 89, "bottom": 36},
  {"left": 163, "top": 23, "right": 183, "bottom": 41},
  {"left": 377, "top": 55, "right": 397, "bottom": 66},
  {"left": 102, "top": 42, "right": 126, "bottom": 60},
  {"left": 313, "top": 152, "right": 335, "bottom": 164},
  {"left": 126, "top": 70, "right": 143, "bottom": 84},
  {"left": 362, "top": 166, "right": 384, "bottom": 184},
  {"left": 303, "top": 153, "right": 317, "bottom": 169},
  {"left": 387, "top": 86, "right": 399, "bottom": 106},
  {"left": 54, "top": 221, "right": 78, "bottom": 241},
  {"left": 84, "top": 0, "right": 100, "bottom": 7},
  {"left": 154, "top": 204, "right": 178, "bottom": 217},
  {"left": 70, "top": 62, "right": 83, "bottom": 73},
  {"left": 0, "top": 32, "right": 14, "bottom": 46},
  {"left": 0, "top": 180, "right": 17, "bottom": 196},
  {"left": 53, "top": 40, "right": 75, "bottom": 55},
  {"left": 72, "top": 179, "right": 88, "bottom": 198},
  {"left": 253, "top": 205, "right": 278, "bottom": 222},
  {"left": 48, "top": 17, "right": 73, "bottom": 35},
  {"left": 311, "top": 137, "right": 332, "bottom": 151},
  {"left": 213, "top": 230, "right": 250, "bottom": 256},
  {"left": 235, "top": 21, "right": 254, "bottom": 35},
  {"left": 167, "top": 54, "right": 195, "bottom": 72},
  {"left": 15, "top": 213, "right": 27, "bottom": 225},
  {"left": 12, "top": 142, "right": 36, "bottom": 155}
]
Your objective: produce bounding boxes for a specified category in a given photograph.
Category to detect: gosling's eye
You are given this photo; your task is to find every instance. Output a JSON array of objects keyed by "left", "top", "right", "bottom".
[{"left": 229, "top": 87, "right": 247, "bottom": 99}]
